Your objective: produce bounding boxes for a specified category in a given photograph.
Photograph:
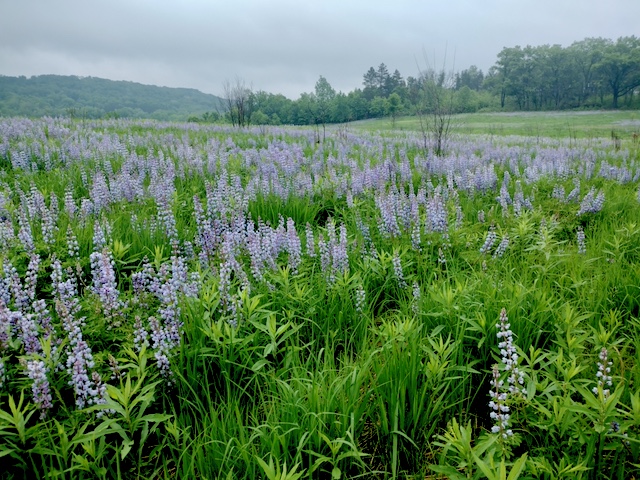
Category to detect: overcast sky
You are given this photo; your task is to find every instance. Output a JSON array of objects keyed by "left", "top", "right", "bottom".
[{"left": 1, "top": 0, "right": 638, "bottom": 99}]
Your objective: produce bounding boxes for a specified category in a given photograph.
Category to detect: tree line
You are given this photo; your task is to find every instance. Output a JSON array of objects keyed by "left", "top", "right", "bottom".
[{"left": 209, "top": 36, "right": 639, "bottom": 128}]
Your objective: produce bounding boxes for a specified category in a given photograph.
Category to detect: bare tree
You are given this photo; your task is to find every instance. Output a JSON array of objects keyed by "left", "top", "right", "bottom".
[
  {"left": 416, "top": 50, "right": 456, "bottom": 157},
  {"left": 222, "top": 77, "right": 255, "bottom": 127}
]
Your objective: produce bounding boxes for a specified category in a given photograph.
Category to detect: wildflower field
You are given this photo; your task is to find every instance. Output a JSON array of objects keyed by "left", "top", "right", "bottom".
[{"left": 1, "top": 117, "right": 640, "bottom": 479}]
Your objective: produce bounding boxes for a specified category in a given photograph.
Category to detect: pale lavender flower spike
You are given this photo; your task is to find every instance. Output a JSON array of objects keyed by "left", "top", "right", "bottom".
[{"left": 489, "top": 308, "right": 525, "bottom": 439}]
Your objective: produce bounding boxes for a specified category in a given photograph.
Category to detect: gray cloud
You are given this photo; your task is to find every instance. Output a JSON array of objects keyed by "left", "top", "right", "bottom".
[{"left": 1, "top": 0, "right": 638, "bottom": 98}]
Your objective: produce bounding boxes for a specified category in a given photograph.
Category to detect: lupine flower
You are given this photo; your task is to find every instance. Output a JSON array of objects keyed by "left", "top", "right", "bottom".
[
  {"left": 286, "top": 218, "right": 301, "bottom": 274},
  {"left": 489, "top": 308, "right": 525, "bottom": 439},
  {"left": 412, "top": 282, "right": 421, "bottom": 315},
  {"left": 5, "top": 261, "right": 28, "bottom": 312},
  {"left": 149, "top": 316, "right": 174, "bottom": 383},
  {"left": 577, "top": 187, "right": 605, "bottom": 215},
  {"left": 577, "top": 227, "right": 586, "bottom": 254},
  {"left": 489, "top": 364, "right": 512, "bottom": 438},
  {"left": 552, "top": 184, "right": 566, "bottom": 202},
  {"left": 566, "top": 178, "right": 580, "bottom": 203},
  {"left": 156, "top": 193, "right": 178, "bottom": 242},
  {"left": 318, "top": 234, "right": 330, "bottom": 276},
  {"left": 17, "top": 212, "right": 35, "bottom": 253},
  {"left": 355, "top": 215, "right": 375, "bottom": 258},
  {"left": 218, "top": 259, "right": 235, "bottom": 316},
  {"left": 67, "top": 337, "right": 98, "bottom": 409},
  {"left": 354, "top": 284, "right": 366, "bottom": 314},
  {"left": 32, "top": 299, "right": 54, "bottom": 341},
  {"left": 496, "top": 309, "right": 525, "bottom": 395},
  {"left": 305, "top": 223, "right": 316, "bottom": 257},
  {"left": 23, "top": 253, "right": 40, "bottom": 306},
  {"left": 93, "top": 221, "right": 107, "bottom": 251},
  {"left": 477, "top": 210, "right": 486, "bottom": 223},
  {"left": 592, "top": 347, "right": 613, "bottom": 399},
  {"left": 67, "top": 226, "right": 80, "bottom": 258},
  {"left": 493, "top": 233, "right": 510, "bottom": 259},
  {"left": 64, "top": 187, "right": 77, "bottom": 217},
  {"left": 480, "top": 227, "right": 497, "bottom": 255},
  {"left": 90, "top": 248, "right": 124, "bottom": 324},
  {"left": 455, "top": 205, "right": 463, "bottom": 229},
  {"left": 18, "top": 312, "right": 41, "bottom": 354},
  {"left": 411, "top": 222, "right": 421, "bottom": 252},
  {"left": 0, "top": 301, "right": 13, "bottom": 350},
  {"left": 0, "top": 357, "right": 5, "bottom": 390},
  {"left": 392, "top": 252, "right": 408, "bottom": 289},
  {"left": 26, "top": 359, "right": 53, "bottom": 419},
  {"left": 426, "top": 191, "right": 448, "bottom": 235},
  {"left": 438, "top": 247, "right": 447, "bottom": 265},
  {"left": 332, "top": 223, "right": 349, "bottom": 278},
  {"left": 133, "top": 316, "right": 149, "bottom": 352}
]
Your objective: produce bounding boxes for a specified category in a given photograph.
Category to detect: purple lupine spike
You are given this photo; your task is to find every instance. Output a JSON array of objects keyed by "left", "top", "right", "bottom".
[
  {"left": 552, "top": 184, "right": 566, "bottom": 202},
  {"left": 65, "top": 226, "right": 79, "bottom": 261},
  {"left": 354, "top": 284, "right": 366, "bottom": 314},
  {"left": 90, "top": 248, "right": 123, "bottom": 322},
  {"left": 64, "top": 187, "right": 77, "bottom": 217},
  {"left": 496, "top": 308, "right": 525, "bottom": 395},
  {"left": 93, "top": 221, "right": 106, "bottom": 251},
  {"left": 318, "top": 233, "right": 331, "bottom": 279},
  {"left": 149, "top": 316, "right": 174, "bottom": 383},
  {"left": 566, "top": 178, "right": 580, "bottom": 203},
  {"left": 66, "top": 337, "right": 97, "bottom": 409},
  {"left": 392, "top": 252, "right": 408, "bottom": 289},
  {"left": 0, "top": 357, "right": 5, "bottom": 390},
  {"left": 426, "top": 191, "right": 448, "bottom": 235},
  {"left": 32, "top": 299, "right": 54, "bottom": 341},
  {"left": 412, "top": 282, "right": 421, "bottom": 315},
  {"left": 577, "top": 227, "right": 586, "bottom": 254},
  {"left": 17, "top": 211, "right": 35, "bottom": 253},
  {"left": 24, "top": 253, "right": 40, "bottom": 305},
  {"left": 0, "top": 301, "right": 10, "bottom": 351},
  {"left": 18, "top": 312, "right": 41, "bottom": 354},
  {"left": 489, "top": 365, "right": 511, "bottom": 439},
  {"left": 133, "top": 315, "right": 149, "bottom": 352},
  {"left": 489, "top": 308, "right": 525, "bottom": 439},
  {"left": 26, "top": 359, "right": 52, "bottom": 419},
  {"left": 332, "top": 223, "right": 349, "bottom": 280},
  {"left": 493, "top": 234, "right": 510, "bottom": 259},
  {"left": 305, "top": 222, "right": 316, "bottom": 257},
  {"left": 5, "top": 261, "right": 28, "bottom": 312},
  {"left": 593, "top": 347, "right": 613, "bottom": 399},
  {"left": 286, "top": 218, "right": 301, "bottom": 274},
  {"left": 480, "top": 227, "right": 497, "bottom": 255}
]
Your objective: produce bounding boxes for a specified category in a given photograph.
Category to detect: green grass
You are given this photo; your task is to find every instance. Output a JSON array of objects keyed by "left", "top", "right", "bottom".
[{"left": 354, "top": 110, "right": 640, "bottom": 141}]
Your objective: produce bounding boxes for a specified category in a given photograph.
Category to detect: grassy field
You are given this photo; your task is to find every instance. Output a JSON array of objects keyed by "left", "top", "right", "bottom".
[
  {"left": 355, "top": 110, "right": 640, "bottom": 141},
  {"left": 0, "top": 115, "right": 639, "bottom": 479}
]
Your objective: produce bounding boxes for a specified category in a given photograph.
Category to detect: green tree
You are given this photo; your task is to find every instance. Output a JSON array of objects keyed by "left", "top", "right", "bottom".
[
  {"left": 455, "top": 66, "right": 484, "bottom": 91},
  {"left": 315, "top": 76, "right": 336, "bottom": 140},
  {"left": 387, "top": 92, "right": 402, "bottom": 126},
  {"left": 596, "top": 36, "right": 640, "bottom": 108}
]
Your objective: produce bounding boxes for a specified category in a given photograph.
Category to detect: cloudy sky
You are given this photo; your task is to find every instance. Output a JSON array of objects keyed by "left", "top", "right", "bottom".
[{"left": 1, "top": 0, "right": 638, "bottom": 99}]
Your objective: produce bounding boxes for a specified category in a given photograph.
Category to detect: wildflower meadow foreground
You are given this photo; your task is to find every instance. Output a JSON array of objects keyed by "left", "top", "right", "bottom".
[{"left": 0, "top": 117, "right": 639, "bottom": 479}]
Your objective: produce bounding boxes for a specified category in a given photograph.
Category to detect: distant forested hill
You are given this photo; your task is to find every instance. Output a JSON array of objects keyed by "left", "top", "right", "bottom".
[{"left": 0, "top": 75, "right": 224, "bottom": 120}]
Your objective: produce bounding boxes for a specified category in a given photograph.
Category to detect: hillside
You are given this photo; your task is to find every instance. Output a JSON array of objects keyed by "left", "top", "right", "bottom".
[{"left": 0, "top": 74, "right": 224, "bottom": 121}]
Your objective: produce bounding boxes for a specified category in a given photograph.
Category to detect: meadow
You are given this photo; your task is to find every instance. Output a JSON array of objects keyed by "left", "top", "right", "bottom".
[
  {"left": 359, "top": 110, "right": 640, "bottom": 141},
  {"left": 0, "top": 114, "right": 639, "bottom": 479}
]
